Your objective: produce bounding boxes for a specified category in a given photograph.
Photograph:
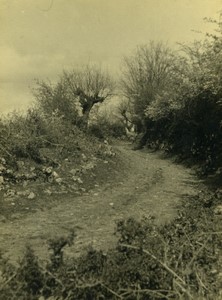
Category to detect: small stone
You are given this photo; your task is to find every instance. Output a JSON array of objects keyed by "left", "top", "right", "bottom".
[
  {"left": 77, "top": 178, "right": 83, "bottom": 184},
  {"left": 44, "top": 189, "right": 52, "bottom": 196},
  {"left": 72, "top": 176, "right": 83, "bottom": 184},
  {"left": 84, "top": 162, "right": 95, "bottom": 170},
  {"left": 28, "top": 192, "right": 36, "bottom": 199},
  {"left": 72, "top": 176, "right": 78, "bottom": 182},
  {"left": 109, "top": 202, "right": 114, "bottom": 206},
  {"left": 55, "top": 178, "right": 63, "bottom": 184},
  {"left": 52, "top": 171, "right": 59, "bottom": 178},
  {"left": 0, "top": 158, "right": 6, "bottom": 165},
  {"left": 70, "top": 168, "right": 80, "bottom": 176},
  {"left": 214, "top": 205, "right": 222, "bottom": 215},
  {"left": 103, "top": 160, "right": 109, "bottom": 164},
  {"left": 44, "top": 167, "right": 53, "bottom": 174}
]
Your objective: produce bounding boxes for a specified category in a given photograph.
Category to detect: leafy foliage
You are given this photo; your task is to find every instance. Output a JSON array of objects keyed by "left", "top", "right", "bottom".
[
  {"left": 121, "top": 42, "right": 178, "bottom": 127},
  {"left": 0, "top": 107, "right": 109, "bottom": 181},
  {"left": 121, "top": 18, "right": 222, "bottom": 175}
]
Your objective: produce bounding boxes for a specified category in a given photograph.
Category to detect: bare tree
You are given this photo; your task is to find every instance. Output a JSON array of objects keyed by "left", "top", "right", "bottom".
[
  {"left": 62, "top": 65, "right": 114, "bottom": 127},
  {"left": 121, "top": 42, "right": 176, "bottom": 120},
  {"left": 120, "top": 42, "right": 176, "bottom": 147}
]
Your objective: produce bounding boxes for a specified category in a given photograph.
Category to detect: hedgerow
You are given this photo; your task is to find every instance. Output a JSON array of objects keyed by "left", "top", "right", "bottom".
[{"left": 120, "top": 17, "right": 222, "bottom": 177}]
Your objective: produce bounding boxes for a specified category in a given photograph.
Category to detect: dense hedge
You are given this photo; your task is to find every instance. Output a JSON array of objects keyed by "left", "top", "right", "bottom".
[{"left": 121, "top": 20, "right": 222, "bottom": 176}]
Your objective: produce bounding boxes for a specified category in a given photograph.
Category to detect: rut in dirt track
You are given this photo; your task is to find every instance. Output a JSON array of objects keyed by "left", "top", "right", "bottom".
[{"left": 0, "top": 143, "right": 202, "bottom": 263}]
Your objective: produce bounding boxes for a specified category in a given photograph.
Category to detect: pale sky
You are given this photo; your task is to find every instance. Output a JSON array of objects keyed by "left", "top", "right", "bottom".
[{"left": 0, "top": 0, "right": 221, "bottom": 114}]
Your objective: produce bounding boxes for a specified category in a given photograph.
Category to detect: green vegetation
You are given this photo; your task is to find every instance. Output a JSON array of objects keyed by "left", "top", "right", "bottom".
[
  {"left": 120, "top": 19, "right": 222, "bottom": 177},
  {"left": 0, "top": 64, "right": 117, "bottom": 180},
  {"left": 1, "top": 191, "right": 222, "bottom": 299},
  {"left": 1, "top": 14, "right": 222, "bottom": 300},
  {"left": 34, "top": 64, "right": 114, "bottom": 129},
  {"left": 0, "top": 108, "right": 106, "bottom": 176}
]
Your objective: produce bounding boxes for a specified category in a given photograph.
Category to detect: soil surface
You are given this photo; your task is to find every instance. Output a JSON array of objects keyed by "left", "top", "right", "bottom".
[{"left": 0, "top": 142, "right": 203, "bottom": 264}]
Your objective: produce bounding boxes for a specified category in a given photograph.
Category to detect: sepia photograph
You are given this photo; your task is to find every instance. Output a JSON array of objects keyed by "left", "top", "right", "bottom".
[{"left": 1, "top": 0, "right": 222, "bottom": 299}]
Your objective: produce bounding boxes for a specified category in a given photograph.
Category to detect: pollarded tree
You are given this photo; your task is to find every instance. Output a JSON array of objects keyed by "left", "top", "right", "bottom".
[
  {"left": 61, "top": 65, "right": 114, "bottom": 128},
  {"left": 34, "top": 64, "right": 114, "bottom": 128}
]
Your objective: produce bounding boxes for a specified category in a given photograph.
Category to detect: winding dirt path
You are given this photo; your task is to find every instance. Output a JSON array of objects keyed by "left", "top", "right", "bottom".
[{"left": 0, "top": 143, "right": 202, "bottom": 264}]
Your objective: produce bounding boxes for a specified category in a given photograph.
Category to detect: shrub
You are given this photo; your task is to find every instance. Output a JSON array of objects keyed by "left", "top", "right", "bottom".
[
  {"left": 1, "top": 192, "right": 221, "bottom": 299},
  {"left": 121, "top": 19, "right": 222, "bottom": 175}
]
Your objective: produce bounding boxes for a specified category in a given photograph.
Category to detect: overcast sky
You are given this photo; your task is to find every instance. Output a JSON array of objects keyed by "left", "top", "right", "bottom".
[{"left": 0, "top": 0, "right": 221, "bottom": 114}]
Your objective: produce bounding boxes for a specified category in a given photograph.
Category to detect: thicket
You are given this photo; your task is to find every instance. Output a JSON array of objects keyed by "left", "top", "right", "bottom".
[
  {"left": 121, "top": 18, "right": 222, "bottom": 176},
  {"left": 0, "top": 65, "right": 116, "bottom": 173},
  {"left": 1, "top": 190, "right": 222, "bottom": 299},
  {"left": 0, "top": 108, "right": 102, "bottom": 172}
]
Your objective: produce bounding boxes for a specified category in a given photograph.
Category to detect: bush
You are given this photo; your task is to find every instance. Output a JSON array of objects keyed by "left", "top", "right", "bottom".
[
  {"left": 0, "top": 106, "right": 108, "bottom": 180},
  {"left": 0, "top": 109, "right": 46, "bottom": 165},
  {"left": 1, "top": 192, "right": 221, "bottom": 299},
  {"left": 89, "top": 122, "right": 125, "bottom": 140},
  {"left": 121, "top": 20, "right": 222, "bottom": 175}
]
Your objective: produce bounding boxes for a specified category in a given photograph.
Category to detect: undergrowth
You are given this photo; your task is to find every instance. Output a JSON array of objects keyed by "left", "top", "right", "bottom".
[
  {"left": 0, "top": 108, "right": 111, "bottom": 184},
  {"left": 0, "top": 191, "right": 221, "bottom": 299}
]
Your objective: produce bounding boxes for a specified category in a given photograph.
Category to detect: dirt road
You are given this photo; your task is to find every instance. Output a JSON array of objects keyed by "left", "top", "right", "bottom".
[{"left": 0, "top": 143, "right": 202, "bottom": 263}]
